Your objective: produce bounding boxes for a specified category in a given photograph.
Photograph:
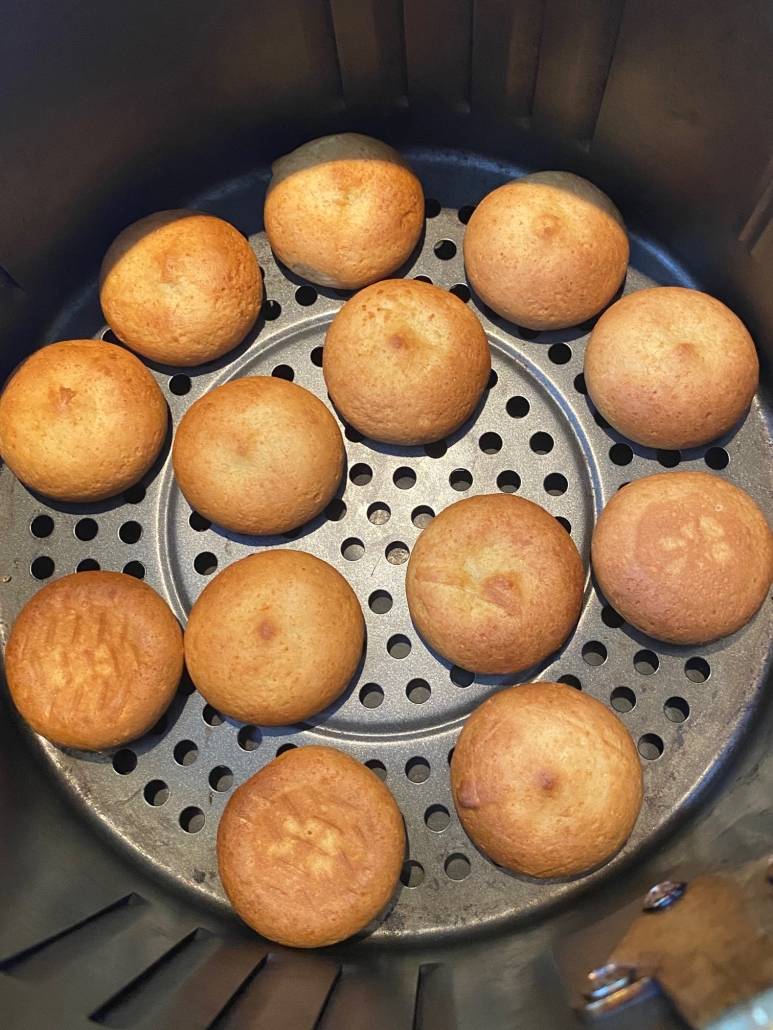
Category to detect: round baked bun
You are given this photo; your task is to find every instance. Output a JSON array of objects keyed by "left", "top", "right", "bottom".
[
  {"left": 0, "top": 339, "right": 167, "bottom": 502},
  {"left": 264, "top": 134, "right": 424, "bottom": 290},
  {"left": 451, "top": 683, "right": 643, "bottom": 878},
  {"left": 463, "top": 172, "right": 629, "bottom": 330},
  {"left": 217, "top": 746, "right": 405, "bottom": 947},
  {"left": 5, "top": 571, "right": 183, "bottom": 751},
  {"left": 406, "top": 494, "right": 584, "bottom": 674},
  {"left": 185, "top": 551, "right": 364, "bottom": 725},
  {"left": 100, "top": 210, "right": 262, "bottom": 366},
  {"left": 584, "top": 287, "right": 759, "bottom": 449},
  {"left": 323, "top": 279, "right": 491, "bottom": 445},
  {"left": 592, "top": 471, "right": 773, "bottom": 644},
  {"left": 172, "top": 377, "right": 344, "bottom": 536}
]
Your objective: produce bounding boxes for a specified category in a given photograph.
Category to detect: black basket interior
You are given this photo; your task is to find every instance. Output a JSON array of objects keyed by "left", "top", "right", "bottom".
[{"left": 2, "top": 2, "right": 773, "bottom": 1028}]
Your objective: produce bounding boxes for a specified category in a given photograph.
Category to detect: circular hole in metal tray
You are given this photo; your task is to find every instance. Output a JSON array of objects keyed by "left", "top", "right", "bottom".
[{"left": 6, "top": 152, "right": 773, "bottom": 945}]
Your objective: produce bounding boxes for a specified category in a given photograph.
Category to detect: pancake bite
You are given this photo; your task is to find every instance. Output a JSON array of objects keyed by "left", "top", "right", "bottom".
[
  {"left": 584, "top": 286, "right": 758, "bottom": 449},
  {"left": 406, "top": 493, "right": 584, "bottom": 674},
  {"left": 592, "top": 471, "right": 773, "bottom": 644},
  {"left": 5, "top": 571, "right": 183, "bottom": 751},
  {"left": 217, "top": 746, "right": 405, "bottom": 947},
  {"left": 100, "top": 209, "right": 262, "bottom": 366},
  {"left": 0, "top": 339, "right": 167, "bottom": 502},
  {"left": 184, "top": 550, "right": 364, "bottom": 726},
  {"left": 172, "top": 376, "right": 344, "bottom": 536},
  {"left": 323, "top": 278, "right": 491, "bottom": 444},
  {"left": 464, "top": 171, "right": 628, "bottom": 330},
  {"left": 451, "top": 683, "right": 643, "bottom": 878},
  {"left": 264, "top": 133, "right": 424, "bottom": 290}
]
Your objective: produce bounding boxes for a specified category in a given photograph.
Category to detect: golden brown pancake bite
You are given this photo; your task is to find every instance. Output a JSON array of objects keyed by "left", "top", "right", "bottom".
[
  {"left": 463, "top": 171, "right": 629, "bottom": 330},
  {"left": 405, "top": 493, "right": 584, "bottom": 674},
  {"left": 5, "top": 571, "right": 183, "bottom": 750},
  {"left": 264, "top": 133, "right": 424, "bottom": 289},
  {"left": 323, "top": 278, "right": 491, "bottom": 444},
  {"left": 584, "top": 287, "right": 758, "bottom": 449},
  {"left": 591, "top": 471, "right": 773, "bottom": 644},
  {"left": 0, "top": 339, "right": 167, "bottom": 502},
  {"left": 451, "top": 683, "right": 643, "bottom": 878},
  {"left": 217, "top": 746, "right": 405, "bottom": 947},
  {"left": 172, "top": 376, "right": 344, "bottom": 536},
  {"left": 100, "top": 209, "right": 262, "bottom": 366},
  {"left": 184, "top": 550, "right": 364, "bottom": 726}
]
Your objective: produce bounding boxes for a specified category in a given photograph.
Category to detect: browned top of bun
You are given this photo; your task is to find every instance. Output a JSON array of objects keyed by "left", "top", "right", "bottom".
[
  {"left": 184, "top": 550, "right": 364, "bottom": 726},
  {"left": 406, "top": 493, "right": 584, "bottom": 674},
  {"left": 172, "top": 376, "right": 344, "bottom": 536},
  {"left": 264, "top": 134, "right": 424, "bottom": 290},
  {"left": 323, "top": 278, "right": 491, "bottom": 444},
  {"left": 592, "top": 471, "right": 773, "bottom": 644},
  {"left": 451, "top": 683, "right": 643, "bottom": 878},
  {"left": 585, "top": 287, "right": 759, "bottom": 449},
  {"left": 464, "top": 171, "right": 629, "bottom": 330},
  {"left": 5, "top": 571, "right": 183, "bottom": 750},
  {"left": 100, "top": 210, "right": 262, "bottom": 366},
  {"left": 217, "top": 745, "right": 405, "bottom": 947},
  {"left": 0, "top": 339, "right": 167, "bottom": 502}
]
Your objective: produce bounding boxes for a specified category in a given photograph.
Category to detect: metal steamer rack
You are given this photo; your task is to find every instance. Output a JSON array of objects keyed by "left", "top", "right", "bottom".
[{"left": 2, "top": 150, "right": 772, "bottom": 944}]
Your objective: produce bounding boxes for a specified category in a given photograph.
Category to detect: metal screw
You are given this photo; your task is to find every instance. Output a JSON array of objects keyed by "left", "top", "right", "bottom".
[
  {"left": 643, "top": 880, "right": 686, "bottom": 911},
  {"left": 583, "top": 963, "right": 637, "bottom": 1001}
]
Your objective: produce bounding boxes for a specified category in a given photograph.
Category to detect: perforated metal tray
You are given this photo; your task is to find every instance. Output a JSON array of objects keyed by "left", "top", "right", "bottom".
[{"left": 2, "top": 150, "right": 772, "bottom": 944}]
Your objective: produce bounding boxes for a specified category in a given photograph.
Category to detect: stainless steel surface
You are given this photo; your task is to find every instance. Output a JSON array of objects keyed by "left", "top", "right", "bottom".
[
  {"left": 584, "top": 978, "right": 657, "bottom": 1019},
  {"left": 584, "top": 963, "right": 637, "bottom": 1001},
  {"left": 643, "top": 881, "right": 687, "bottom": 912},
  {"left": 2, "top": 151, "right": 773, "bottom": 943}
]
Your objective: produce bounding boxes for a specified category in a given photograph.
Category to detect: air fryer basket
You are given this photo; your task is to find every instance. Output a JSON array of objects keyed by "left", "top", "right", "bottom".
[{"left": 3, "top": 2, "right": 773, "bottom": 1028}]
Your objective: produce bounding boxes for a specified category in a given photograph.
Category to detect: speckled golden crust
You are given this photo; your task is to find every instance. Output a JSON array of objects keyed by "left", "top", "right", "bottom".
[
  {"left": 0, "top": 339, "right": 167, "bottom": 502},
  {"left": 584, "top": 287, "right": 759, "bottom": 449},
  {"left": 264, "top": 134, "right": 424, "bottom": 290},
  {"left": 184, "top": 551, "right": 364, "bottom": 726},
  {"left": 172, "top": 376, "right": 344, "bottom": 536},
  {"left": 323, "top": 279, "right": 491, "bottom": 445},
  {"left": 217, "top": 745, "right": 405, "bottom": 947},
  {"left": 591, "top": 472, "right": 773, "bottom": 645},
  {"left": 463, "top": 172, "right": 629, "bottom": 331},
  {"left": 451, "top": 683, "right": 643, "bottom": 878},
  {"left": 5, "top": 571, "right": 183, "bottom": 751},
  {"left": 405, "top": 494, "right": 584, "bottom": 674},
  {"left": 100, "top": 210, "right": 262, "bottom": 366}
]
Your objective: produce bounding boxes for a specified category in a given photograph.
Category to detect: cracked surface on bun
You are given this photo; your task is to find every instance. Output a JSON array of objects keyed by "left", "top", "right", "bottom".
[
  {"left": 6, "top": 571, "right": 183, "bottom": 751},
  {"left": 264, "top": 134, "right": 424, "bottom": 290},
  {"left": 405, "top": 493, "right": 584, "bottom": 674},
  {"left": 451, "top": 683, "right": 643, "bottom": 878},
  {"left": 217, "top": 745, "right": 405, "bottom": 947},
  {"left": 592, "top": 471, "right": 773, "bottom": 644},
  {"left": 464, "top": 171, "right": 628, "bottom": 330}
]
